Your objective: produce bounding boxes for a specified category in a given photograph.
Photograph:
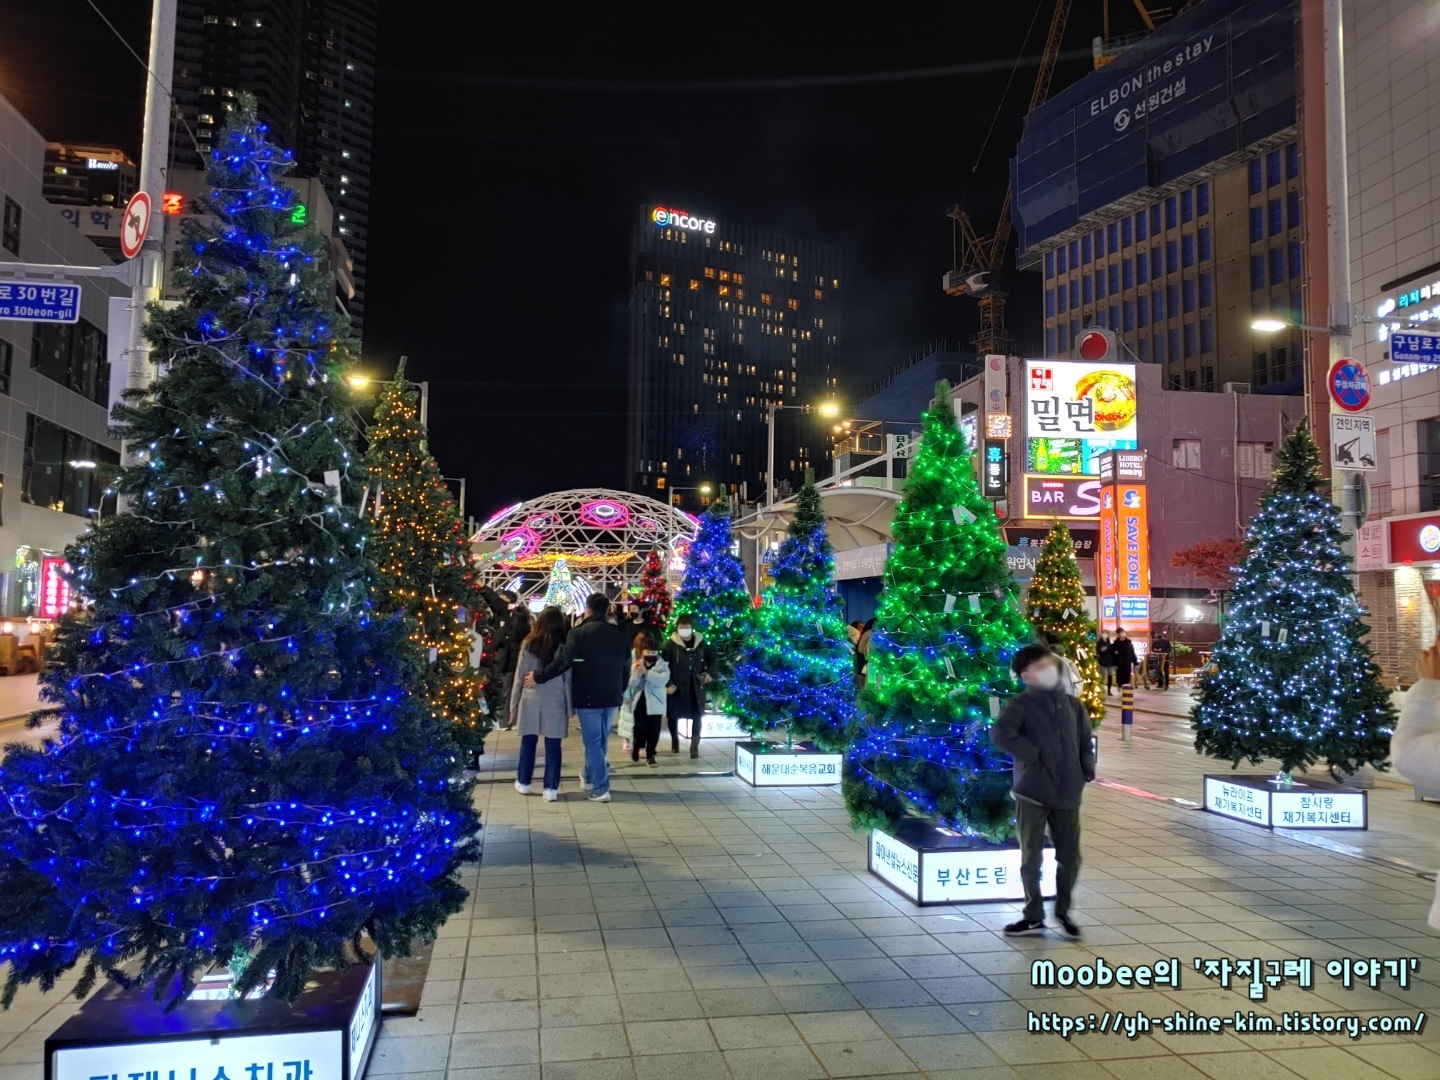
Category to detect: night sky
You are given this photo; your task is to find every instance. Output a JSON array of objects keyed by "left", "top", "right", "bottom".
[{"left": 0, "top": 1, "right": 1148, "bottom": 519}]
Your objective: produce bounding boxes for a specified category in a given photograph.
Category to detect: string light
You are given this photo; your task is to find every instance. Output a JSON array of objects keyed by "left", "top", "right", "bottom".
[
  {"left": 0, "top": 94, "right": 479, "bottom": 1009},
  {"left": 843, "top": 382, "right": 1031, "bottom": 843},
  {"left": 668, "top": 494, "right": 754, "bottom": 707},
  {"left": 729, "top": 475, "right": 855, "bottom": 750},
  {"left": 1024, "top": 522, "right": 1105, "bottom": 728},
  {"left": 1193, "top": 420, "right": 1394, "bottom": 779},
  {"left": 638, "top": 547, "right": 672, "bottom": 628},
  {"left": 365, "top": 359, "right": 490, "bottom": 759}
]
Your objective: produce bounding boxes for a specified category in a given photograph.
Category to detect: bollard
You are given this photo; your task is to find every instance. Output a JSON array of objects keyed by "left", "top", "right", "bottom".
[{"left": 1121, "top": 683, "right": 1134, "bottom": 742}]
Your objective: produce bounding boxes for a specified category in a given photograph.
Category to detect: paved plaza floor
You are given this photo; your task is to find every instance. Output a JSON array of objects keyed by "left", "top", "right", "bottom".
[{"left": 2, "top": 693, "right": 1439, "bottom": 1080}]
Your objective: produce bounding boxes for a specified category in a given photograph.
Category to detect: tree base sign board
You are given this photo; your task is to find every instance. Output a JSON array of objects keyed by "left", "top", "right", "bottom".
[
  {"left": 46, "top": 961, "right": 380, "bottom": 1080},
  {"left": 733, "top": 740, "right": 842, "bottom": 787},
  {"left": 868, "top": 818, "right": 1057, "bottom": 906},
  {"left": 677, "top": 712, "right": 748, "bottom": 740},
  {"left": 1203, "top": 774, "right": 1367, "bottom": 830}
]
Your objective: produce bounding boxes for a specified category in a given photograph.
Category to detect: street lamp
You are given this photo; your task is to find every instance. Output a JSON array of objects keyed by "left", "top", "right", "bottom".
[
  {"left": 348, "top": 372, "right": 430, "bottom": 428},
  {"left": 669, "top": 483, "right": 712, "bottom": 507},
  {"left": 766, "top": 399, "right": 841, "bottom": 507}
]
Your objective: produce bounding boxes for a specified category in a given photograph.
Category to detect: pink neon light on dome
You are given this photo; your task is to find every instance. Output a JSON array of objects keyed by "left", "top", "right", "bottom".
[
  {"left": 480, "top": 502, "right": 522, "bottom": 531},
  {"left": 580, "top": 499, "right": 630, "bottom": 528},
  {"left": 497, "top": 526, "right": 543, "bottom": 562}
]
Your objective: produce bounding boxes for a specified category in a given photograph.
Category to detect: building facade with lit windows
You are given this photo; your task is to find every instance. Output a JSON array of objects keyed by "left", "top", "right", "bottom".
[
  {"left": 0, "top": 93, "right": 125, "bottom": 617},
  {"left": 627, "top": 204, "right": 842, "bottom": 506},
  {"left": 41, "top": 143, "right": 137, "bottom": 208},
  {"left": 1012, "top": 0, "right": 1304, "bottom": 393},
  {"left": 171, "top": 0, "right": 375, "bottom": 333}
]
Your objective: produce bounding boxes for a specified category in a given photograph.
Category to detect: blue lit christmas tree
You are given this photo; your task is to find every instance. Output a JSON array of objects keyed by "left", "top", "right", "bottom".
[
  {"left": 0, "top": 97, "right": 477, "bottom": 1007},
  {"left": 729, "top": 474, "right": 855, "bottom": 749},
  {"left": 1192, "top": 420, "right": 1394, "bottom": 777},
  {"left": 844, "top": 383, "right": 1031, "bottom": 840},
  {"left": 670, "top": 495, "right": 752, "bottom": 694}
]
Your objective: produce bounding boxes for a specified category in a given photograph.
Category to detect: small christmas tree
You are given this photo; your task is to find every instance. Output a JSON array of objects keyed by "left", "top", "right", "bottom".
[
  {"left": 366, "top": 362, "right": 489, "bottom": 760},
  {"left": 0, "top": 97, "right": 476, "bottom": 1006},
  {"left": 730, "top": 475, "right": 855, "bottom": 749},
  {"left": 1193, "top": 421, "right": 1394, "bottom": 777},
  {"left": 671, "top": 495, "right": 752, "bottom": 694},
  {"left": 543, "top": 557, "right": 578, "bottom": 615},
  {"left": 638, "top": 547, "right": 672, "bottom": 630},
  {"left": 844, "top": 383, "right": 1032, "bottom": 840},
  {"left": 1026, "top": 523, "right": 1105, "bottom": 728}
]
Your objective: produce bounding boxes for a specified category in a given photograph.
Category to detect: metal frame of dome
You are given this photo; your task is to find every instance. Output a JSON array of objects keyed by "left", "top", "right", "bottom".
[{"left": 469, "top": 488, "right": 699, "bottom": 611}]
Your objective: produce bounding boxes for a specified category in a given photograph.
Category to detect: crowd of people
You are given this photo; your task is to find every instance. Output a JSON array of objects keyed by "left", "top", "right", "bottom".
[{"left": 491, "top": 591, "right": 719, "bottom": 801}]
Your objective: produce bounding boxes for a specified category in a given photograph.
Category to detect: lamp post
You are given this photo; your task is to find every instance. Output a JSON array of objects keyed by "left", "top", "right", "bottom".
[
  {"left": 669, "top": 483, "right": 712, "bottom": 509},
  {"left": 766, "top": 400, "right": 840, "bottom": 507}
]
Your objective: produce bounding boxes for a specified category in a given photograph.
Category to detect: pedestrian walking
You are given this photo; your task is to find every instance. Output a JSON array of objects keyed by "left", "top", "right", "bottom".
[
  {"left": 624, "top": 631, "right": 673, "bottom": 766},
  {"left": 1394, "top": 643, "right": 1440, "bottom": 932},
  {"left": 482, "top": 586, "right": 531, "bottom": 729},
  {"left": 1097, "top": 633, "right": 1116, "bottom": 696},
  {"left": 663, "top": 614, "right": 718, "bottom": 758},
  {"left": 1110, "top": 628, "right": 1138, "bottom": 690},
  {"left": 509, "top": 606, "right": 570, "bottom": 801},
  {"left": 527, "top": 592, "right": 630, "bottom": 802},
  {"left": 991, "top": 643, "right": 1096, "bottom": 940}
]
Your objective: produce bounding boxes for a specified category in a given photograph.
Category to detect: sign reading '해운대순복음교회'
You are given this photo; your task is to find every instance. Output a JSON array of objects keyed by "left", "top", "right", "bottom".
[{"left": 1012, "top": 0, "right": 1297, "bottom": 252}]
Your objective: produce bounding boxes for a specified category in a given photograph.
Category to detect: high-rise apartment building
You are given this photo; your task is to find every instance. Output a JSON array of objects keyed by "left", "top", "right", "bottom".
[
  {"left": 41, "top": 143, "right": 137, "bottom": 207},
  {"left": 628, "top": 204, "right": 842, "bottom": 506},
  {"left": 171, "top": 0, "right": 375, "bottom": 332},
  {"left": 1012, "top": 0, "right": 1303, "bottom": 390}
]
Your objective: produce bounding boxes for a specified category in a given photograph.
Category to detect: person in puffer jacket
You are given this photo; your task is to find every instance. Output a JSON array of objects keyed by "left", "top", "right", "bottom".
[{"left": 1393, "top": 644, "right": 1440, "bottom": 932}]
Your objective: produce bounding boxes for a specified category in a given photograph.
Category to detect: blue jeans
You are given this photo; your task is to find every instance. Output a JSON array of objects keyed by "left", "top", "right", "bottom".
[
  {"left": 517, "top": 734, "right": 562, "bottom": 791},
  {"left": 576, "top": 707, "right": 615, "bottom": 796}
]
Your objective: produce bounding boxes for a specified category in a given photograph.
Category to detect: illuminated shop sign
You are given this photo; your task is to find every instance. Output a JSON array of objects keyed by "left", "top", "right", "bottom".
[
  {"left": 1022, "top": 475, "right": 1102, "bottom": 520},
  {"left": 1375, "top": 271, "right": 1440, "bottom": 343},
  {"left": 652, "top": 206, "right": 716, "bottom": 234},
  {"left": 1388, "top": 512, "right": 1440, "bottom": 565},
  {"left": 1025, "top": 360, "right": 1138, "bottom": 476},
  {"left": 86, "top": 158, "right": 120, "bottom": 171}
]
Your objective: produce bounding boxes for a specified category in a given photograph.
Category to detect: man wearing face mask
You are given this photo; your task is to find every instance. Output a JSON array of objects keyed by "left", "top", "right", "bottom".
[
  {"left": 663, "top": 615, "right": 719, "bottom": 757},
  {"left": 991, "top": 643, "right": 1096, "bottom": 940}
]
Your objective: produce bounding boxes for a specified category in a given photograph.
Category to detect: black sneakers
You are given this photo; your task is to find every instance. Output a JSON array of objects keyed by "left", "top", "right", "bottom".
[
  {"left": 1055, "top": 915, "right": 1081, "bottom": 940},
  {"left": 1003, "top": 919, "right": 1046, "bottom": 936}
]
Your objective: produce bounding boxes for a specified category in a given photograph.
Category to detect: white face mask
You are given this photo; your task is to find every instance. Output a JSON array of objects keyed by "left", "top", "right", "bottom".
[
  {"left": 679, "top": 627, "right": 693, "bottom": 640},
  {"left": 1027, "top": 663, "right": 1061, "bottom": 690}
]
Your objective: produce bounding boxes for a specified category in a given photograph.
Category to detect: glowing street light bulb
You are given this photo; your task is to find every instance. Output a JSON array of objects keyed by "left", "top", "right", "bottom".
[
  {"left": 347, "top": 374, "right": 371, "bottom": 388},
  {"left": 1251, "top": 318, "right": 1289, "bottom": 333},
  {"left": 818, "top": 400, "right": 841, "bottom": 418}
]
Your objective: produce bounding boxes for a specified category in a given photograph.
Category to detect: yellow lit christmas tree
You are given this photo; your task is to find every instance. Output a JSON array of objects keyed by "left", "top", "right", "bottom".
[
  {"left": 366, "top": 360, "right": 490, "bottom": 758},
  {"left": 1025, "top": 522, "right": 1105, "bottom": 728}
]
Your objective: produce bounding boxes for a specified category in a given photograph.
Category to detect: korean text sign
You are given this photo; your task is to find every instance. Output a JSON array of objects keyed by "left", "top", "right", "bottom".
[
  {"left": 39, "top": 556, "right": 72, "bottom": 619},
  {"left": 1025, "top": 361, "right": 1138, "bottom": 476}
]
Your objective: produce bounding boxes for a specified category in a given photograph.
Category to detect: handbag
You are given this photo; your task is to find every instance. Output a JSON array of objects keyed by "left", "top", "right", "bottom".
[{"left": 617, "top": 701, "right": 635, "bottom": 740}]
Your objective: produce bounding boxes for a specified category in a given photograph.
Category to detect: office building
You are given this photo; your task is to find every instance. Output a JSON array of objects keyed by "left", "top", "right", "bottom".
[
  {"left": 171, "top": 0, "right": 376, "bottom": 332},
  {"left": 628, "top": 204, "right": 842, "bottom": 505},
  {"left": 1012, "top": 0, "right": 1304, "bottom": 391},
  {"left": 42, "top": 143, "right": 137, "bottom": 207},
  {"left": 0, "top": 93, "right": 126, "bottom": 616}
]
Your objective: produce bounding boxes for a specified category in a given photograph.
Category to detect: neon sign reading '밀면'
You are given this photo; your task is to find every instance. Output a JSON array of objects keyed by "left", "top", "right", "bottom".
[{"left": 653, "top": 206, "right": 716, "bottom": 234}]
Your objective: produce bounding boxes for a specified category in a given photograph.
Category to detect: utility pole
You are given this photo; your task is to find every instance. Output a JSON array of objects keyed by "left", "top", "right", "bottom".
[
  {"left": 1322, "top": 0, "right": 1358, "bottom": 580},
  {"left": 123, "top": 0, "right": 177, "bottom": 438}
]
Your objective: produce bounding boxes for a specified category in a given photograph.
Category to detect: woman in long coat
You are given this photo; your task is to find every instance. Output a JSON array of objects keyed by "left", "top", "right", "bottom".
[{"left": 510, "top": 606, "right": 571, "bottom": 800}]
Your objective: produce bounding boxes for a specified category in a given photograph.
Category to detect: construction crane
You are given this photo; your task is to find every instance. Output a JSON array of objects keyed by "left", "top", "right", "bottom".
[{"left": 944, "top": 0, "right": 1072, "bottom": 355}]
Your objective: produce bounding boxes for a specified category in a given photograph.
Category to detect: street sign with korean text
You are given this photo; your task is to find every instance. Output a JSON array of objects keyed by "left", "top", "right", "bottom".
[
  {"left": 0, "top": 280, "right": 80, "bottom": 323},
  {"left": 1389, "top": 332, "right": 1440, "bottom": 366},
  {"left": 1328, "top": 358, "right": 1371, "bottom": 412},
  {"left": 1329, "top": 413, "right": 1376, "bottom": 472}
]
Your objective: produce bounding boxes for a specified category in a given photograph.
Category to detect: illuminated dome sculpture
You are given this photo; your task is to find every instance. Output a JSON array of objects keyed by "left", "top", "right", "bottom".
[{"left": 470, "top": 488, "right": 698, "bottom": 613}]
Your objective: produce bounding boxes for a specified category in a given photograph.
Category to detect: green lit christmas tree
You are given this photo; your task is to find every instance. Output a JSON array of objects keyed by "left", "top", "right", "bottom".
[
  {"left": 729, "top": 474, "right": 855, "bottom": 749},
  {"left": 1192, "top": 420, "right": 1394, "bottom": 777},
  {"left": 0, "top": 97, "right": 477, "bottom": 1006},
  {"left": 844, "top": 383, "right": 1032, "bottom": 840},
  {"left": 1026, "top": 522, "right": 1105, "bottom": 728}
]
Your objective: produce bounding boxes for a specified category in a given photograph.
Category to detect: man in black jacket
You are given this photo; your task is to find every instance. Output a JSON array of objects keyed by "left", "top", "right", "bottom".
[
  {"left": 527, "top": 592, "right": 629, "bottom": 801},
  {"left": 991, "top": 643, "right": 1096, "bottom": 940},
  {"left": 481, "top": 586, "right": 530, "bottom": 727}
]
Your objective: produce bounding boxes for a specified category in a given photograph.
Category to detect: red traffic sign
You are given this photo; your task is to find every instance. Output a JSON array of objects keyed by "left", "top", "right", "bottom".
[
  {"left": 1328, "top": 358, "right": 1371, "bottom": 413},
  {"left": 119, "top": 191, "right": 151, "bottom": 260}
]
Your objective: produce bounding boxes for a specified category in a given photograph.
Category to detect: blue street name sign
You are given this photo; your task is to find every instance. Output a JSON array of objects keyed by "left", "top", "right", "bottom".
[
  {"left": 0, "top": 280, "right": 80, "bottom": 323},
  {"left": 1390, "top": 332, "right": 1440, "bottom": 366}
]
